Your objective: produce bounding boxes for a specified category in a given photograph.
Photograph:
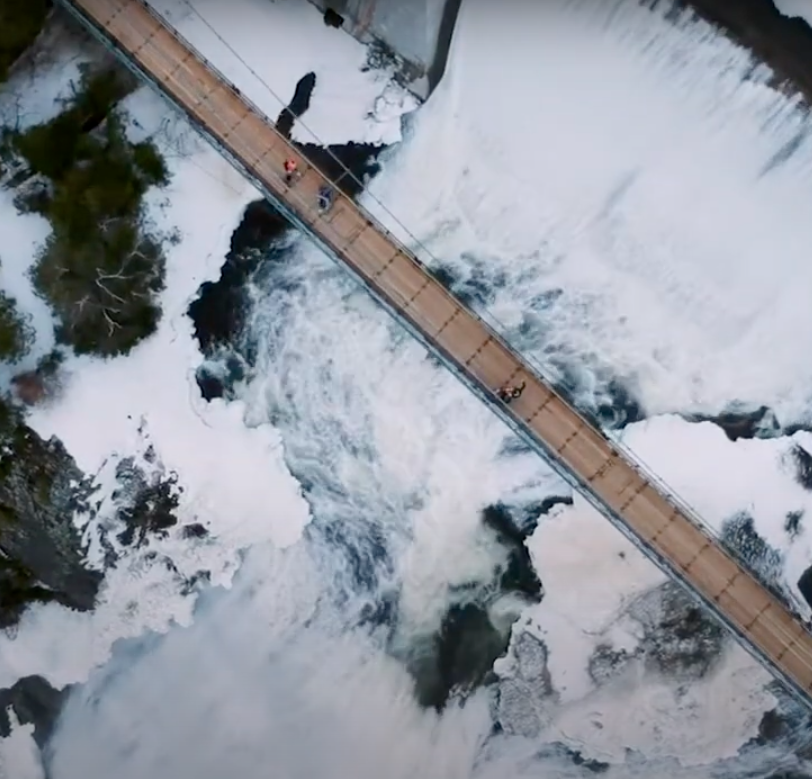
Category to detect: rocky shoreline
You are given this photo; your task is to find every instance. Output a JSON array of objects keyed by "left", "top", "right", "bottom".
[{"left": 0, "top": 414, "right": 100, "bottom": 629}]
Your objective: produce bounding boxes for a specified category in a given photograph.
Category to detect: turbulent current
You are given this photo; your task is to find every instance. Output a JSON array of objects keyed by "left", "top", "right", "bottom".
[{"left": 8, "top": 0, "right": 812, "bottom": 777}]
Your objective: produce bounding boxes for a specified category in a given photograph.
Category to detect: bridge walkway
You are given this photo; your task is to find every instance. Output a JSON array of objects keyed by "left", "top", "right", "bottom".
[{"left": 58, "top": 0, "right": 812, "bottom": 707}]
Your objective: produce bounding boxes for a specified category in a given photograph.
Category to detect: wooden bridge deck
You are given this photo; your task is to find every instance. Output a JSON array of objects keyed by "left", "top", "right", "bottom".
[{"left": 59, "top": 0, "right": 812, "bottom": 705}]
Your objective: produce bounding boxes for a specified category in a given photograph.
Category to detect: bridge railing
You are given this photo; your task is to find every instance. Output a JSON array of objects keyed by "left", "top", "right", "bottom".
[{"left": 60, "top": 0, "right": 807, "bottom": 620}]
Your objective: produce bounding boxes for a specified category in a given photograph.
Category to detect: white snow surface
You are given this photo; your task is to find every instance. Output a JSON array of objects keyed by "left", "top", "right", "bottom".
[
  {"left": 0, "top": 713, "right": 44, "bottom": 779},
  {"left": 143, "top": 0, "right": 419, "bottom": 145},
  {"left": 2, "top": 0, "right": 812, "bottom": 777}
]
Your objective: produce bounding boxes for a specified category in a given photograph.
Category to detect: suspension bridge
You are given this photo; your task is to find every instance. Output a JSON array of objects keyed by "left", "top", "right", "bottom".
[{"left": 57, "top": 0, "right": 812, "bottom": 709}]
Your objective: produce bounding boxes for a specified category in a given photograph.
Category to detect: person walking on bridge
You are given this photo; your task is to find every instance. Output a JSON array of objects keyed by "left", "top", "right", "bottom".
[
  {"left": 497, "top": 381, "right": 525, "bottom": 405},
  {"left": 284, "top": 157, "right": 299, "bottom": 185},
  {"left": 317, "top": 184, "right": 334, "bottom": 213}
]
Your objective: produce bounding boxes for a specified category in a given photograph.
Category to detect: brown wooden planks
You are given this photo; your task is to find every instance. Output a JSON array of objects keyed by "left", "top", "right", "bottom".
[
  {"left": 559, "top": 424, "right": 612, "bottom": 482},
  {"left": 375, "top": 252, "right": 428, "bottom": 309},
  {"left": 348, "top": 225, "right": 398, "bottom": 277},
  {"left": 406, "top": 282, "right": 460, "bottom": 336},
  {"left": 467, "top": 338, "right": 520, "bottom": 387}
]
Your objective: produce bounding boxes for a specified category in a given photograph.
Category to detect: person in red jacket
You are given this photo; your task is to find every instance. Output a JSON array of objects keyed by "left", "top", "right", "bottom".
[{"left": 284, "top": 157, "right": 298, "bottom": 185}]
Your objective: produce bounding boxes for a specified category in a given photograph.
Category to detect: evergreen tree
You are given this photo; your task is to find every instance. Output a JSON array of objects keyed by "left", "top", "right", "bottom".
[
  {"left": 8, "top": 68, "right": 171, "bottom": 356},
  {"left": 34, "top": 224, "right": 165, "bottom": 356},
  {"left": 0, "top": 262, "right": 33, "bottom": 364},
  {"left": 0, "top": 0, "right": 51, "bottom": 84}
]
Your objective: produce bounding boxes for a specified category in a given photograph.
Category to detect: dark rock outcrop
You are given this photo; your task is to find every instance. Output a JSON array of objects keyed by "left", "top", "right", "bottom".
[
  {"left": 789, "top": 444, "right": 812, "bottom": 491},
  {"left": 629, "top": 581, "right": 725, "bottom": 679},
  {"left": 519, "top": 742, "right": 610, "bottom": 775},
  {"left": 402, "top": 503, "right": 544, "bottom": 712},
  {"left": 797, "top": 565, "right": 812, "bottom": 609},
  {"left": 687, "top": 404, "right": 780, "bottom": 441},
  {"left": 0, "top": 404, "right": 100, "bottom": 626},
  {"left": 323, "top": 8, "right": 344, "bottom": 29},
  {"left": 741, "top": 680, "right": 812, "bottom": 762},
  {"left": 414, "top": 602, "right": 508, "bottom": 710},
  {"left": 276, "top": 71, "right": 316, "bottom": 139},
  {"left": 482, "top": 503, "right": 542, "bottom": 601},
  {"left": 111, "top": 454, "right": 181, "bottom": 548},
  {"left": 181, "top": 522, "right": 208, "bottom": 540},
  {"left": 188, "top": 199, "right": 290, "bottom": 360},
  {"left": 0, "top": 675, "right": 70, "bottom": 748},
  {"left": 785, "top": 510, "right": 804, "bottom": 540}
]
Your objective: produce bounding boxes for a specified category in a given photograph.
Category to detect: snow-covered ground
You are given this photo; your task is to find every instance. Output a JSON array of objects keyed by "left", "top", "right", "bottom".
[
  {"left": 3, "top": 0, "right": 812, "bottom": 777},
  {"left": 144, "top": 0, "right": 419, "bottom": 145},
  {"left": 0, "top": 714, "right": 42, "bottom": 779}
]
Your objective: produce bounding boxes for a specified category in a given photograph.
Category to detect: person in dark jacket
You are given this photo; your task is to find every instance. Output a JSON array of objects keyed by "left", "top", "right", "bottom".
[
  {"left": 497, "top": 381, "right": 526, "bottom": 404},
  {"left": 317, "top": 184, "right": 334, "bottom": 213}
]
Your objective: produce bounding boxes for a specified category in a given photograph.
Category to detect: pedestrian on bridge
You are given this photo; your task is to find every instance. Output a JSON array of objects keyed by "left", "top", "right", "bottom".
[
  {"left": 497, "top": 381, "right": 525, "bottom": 405},
  {"left": 317, "top": 184, "right": 334, "bottom": 213},
  {"left": 284, "top": 157, "right": 299, "bottom": 185}
]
